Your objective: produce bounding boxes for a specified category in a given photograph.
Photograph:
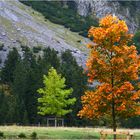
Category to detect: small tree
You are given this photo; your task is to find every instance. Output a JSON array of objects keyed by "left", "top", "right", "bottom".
[
  {"left": 37, "top": 67, "right": 76, "bottom": 126},
  {"left": 78, "top": 15, "right": 140, "bottom": 139}
]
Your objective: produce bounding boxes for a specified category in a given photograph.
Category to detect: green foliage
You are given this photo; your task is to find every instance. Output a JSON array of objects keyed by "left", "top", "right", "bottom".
[
  {"left": 0, "top": 42, "right": 4, "bottom": 51},
  {"left": 1, "top": 47, "right": 20, "bottom": 83},
  {"left": 21, "top": 45, "right": 30, "bottom": 52},
  {"left": 12, "top": 50, "right": 38, "bottom": 124},
  {"left": 43, "top": 48, "right": 60, "bottom": 69},
  {"left": 11, "top": 47, "right": 61, "bottom": 124},
  {"left": 120, "top": 116, "right": 140, "bottom": 128},
  {"left": 0, "top": 85, "right": 17, "bottom": 124},
  {"left": 0, "top": 45, "right": 140, "bottom": 127},
  {"left": 60, "top": 50, "right": 89, "bottom": 126},
  {"left": 30, "top": 132, "right": 37, "bottom": 139},
  {"left": 18, "top": 133, "right": 26, "bottom": 138},
  {"left": 0, "top": 46, "right": 84, "bottom": 125},
  {"left": 118, "top": 1, "right": 139, "bottom": 17},
  {"left": 118, "top": 1, "right": 137, "bottom": 7},
  {"left": 33, "top": 46, "right": 42, "bottom": 53},
  {"left": 21, "top": 1, "right": 98, "bottom": 37},
  {"left": 0, "top": 131, "right": 4, "bottom": 138},
  {"left": 37, "top": 67, "right": 76, "bottom": 117},
  {"left": 133, "top": 30, "right": 140, "bottom": 53}
]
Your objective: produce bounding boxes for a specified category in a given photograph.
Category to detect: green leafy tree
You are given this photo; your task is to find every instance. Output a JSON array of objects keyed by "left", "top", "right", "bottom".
[{"left": 37, "top": 67, "right": 76, "bottom": 118}]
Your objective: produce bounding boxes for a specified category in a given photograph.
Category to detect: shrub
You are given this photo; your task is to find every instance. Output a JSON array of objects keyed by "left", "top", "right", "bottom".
[
  {"left": 30, "top": 132, "right": 37, "bottom": 139},
  {"left": 18, "top": 133, "right": 26, "bottom": 138},
  {"left": 0, "top": 131, "right": 4, "bottom": 138},
  {"left": 33, "top": 46, "right": 42, "bottom": 53},
  {"left": 0, "top": 42, "right": 4, "bottom": 51},
  {"left": 133, "top": 31, "right": 140, "bottom": 53},
  {"left": 21, "top": 45, "right": 30, "bottom": 52},
  {"left": 0, "top": 58, "right": 2, "bottom": 64}
]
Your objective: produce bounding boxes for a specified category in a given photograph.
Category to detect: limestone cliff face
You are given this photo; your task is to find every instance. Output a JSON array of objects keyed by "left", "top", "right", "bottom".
[
  {"left": 0, "top": 0, "right": 88, "bottom": 67},
  {"left": 73, "top": 0, "right": 139, "bottom": 33}
]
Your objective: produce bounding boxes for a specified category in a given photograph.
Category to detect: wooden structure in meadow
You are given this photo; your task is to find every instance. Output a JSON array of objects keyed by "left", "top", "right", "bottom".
[{"left": 47, "top": 117, "right": 64, "bottom": 127}]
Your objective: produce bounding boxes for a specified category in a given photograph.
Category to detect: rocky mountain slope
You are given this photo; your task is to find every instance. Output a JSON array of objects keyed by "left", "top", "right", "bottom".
[
  {"left": 74, "top": 0, "right": 140, "bottom": 33},
  {"left": 0, "top": 0, "right": 140, "bottom": 67},
  {"left": 0, "top": 0, "right": 88, "bottom": 67}
]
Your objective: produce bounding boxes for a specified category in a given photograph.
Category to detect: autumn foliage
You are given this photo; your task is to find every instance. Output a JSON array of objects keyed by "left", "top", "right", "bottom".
[{"left": 78, "top": 15, "right": 140, "bottom": 127}]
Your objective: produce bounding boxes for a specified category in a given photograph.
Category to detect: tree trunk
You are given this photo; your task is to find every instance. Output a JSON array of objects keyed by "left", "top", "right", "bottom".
[
  {"left": 62, "top": 119, "right": 64, "bottom": 127},
  {"left": 111, "top": 61, "right": 116, "bottom": 140},
  {"left": 55, "top": 117, "right": 57, "bottom": 127},
  {"left": 112, "top": 99, "right": 116, "bottom": 140},
  {"left": 47, "top": 119, "right": 49, "bottom": 127}
]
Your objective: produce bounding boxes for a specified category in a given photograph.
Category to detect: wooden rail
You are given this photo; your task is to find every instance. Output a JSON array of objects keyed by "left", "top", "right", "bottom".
[{"left": 100, "top": 130, "right": 133, "bottom": 140}]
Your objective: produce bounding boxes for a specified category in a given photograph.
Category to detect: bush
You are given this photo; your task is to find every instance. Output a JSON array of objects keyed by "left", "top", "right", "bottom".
[
  {"left": 21, "top": 45, "right": 30, "bottom": 52},
  {"left": 133, "top": 31, "right": 140, "bottom": 53},
  {"left": 0, "top": 42, "right": 4, "bottom": 51},
  {"left": 0, "top": 58, "right": 2, "bottom": 64},
  {"left": 0, "top": 131, "right": 4, "bottom": 138},
  {"left": 18, "top": 133, "right": 26, "bottom": 138},
  {"left": 33, "top": 46, "right": 42, "bottom": 53},
  {"left": 30, "top": 132, "right": 37, "bottom": 139}
]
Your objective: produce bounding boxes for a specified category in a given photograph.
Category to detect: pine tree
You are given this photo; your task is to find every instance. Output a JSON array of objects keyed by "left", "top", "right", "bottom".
[
  {"left": 0, "top": 84, "right": 17, "bottom": 124},
  {"left": 1, "top": 48, "right": 20, "bottom": 84},
  {"left": 60, "top": 50, "right": 88, "bottom": 126}
]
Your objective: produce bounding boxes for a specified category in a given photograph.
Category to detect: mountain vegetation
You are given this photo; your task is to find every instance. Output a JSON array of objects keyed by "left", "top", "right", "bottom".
[
  {"left": 0, "top": 44, "right": 139, "bottom": 128},
  {"left": 20, "top": 1, "right": 98, "bottom": 37},
  {"left": 0, "top": 1, "right": 140, "bottom": 129},
  {"left": 21, "top": 1, "right": 140, "bottom": 53}
]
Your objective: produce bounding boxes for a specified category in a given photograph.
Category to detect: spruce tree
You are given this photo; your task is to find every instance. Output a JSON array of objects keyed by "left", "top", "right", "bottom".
[
  {"left": 60, "top": 50, "right": 88, "bottom": 126},
  {"left": 1, "top": 48, "right": 20, "bottom": 84}
]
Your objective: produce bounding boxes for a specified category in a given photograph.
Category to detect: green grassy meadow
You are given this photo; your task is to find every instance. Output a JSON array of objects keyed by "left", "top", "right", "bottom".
[{"left": 0, "top": 126, "right": 140, "bottom": 139}]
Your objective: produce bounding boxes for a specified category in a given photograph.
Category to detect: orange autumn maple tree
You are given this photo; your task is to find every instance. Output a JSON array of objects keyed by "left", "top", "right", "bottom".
[{"left": 78, "top": 15, "right": 140, "bottom": 133}]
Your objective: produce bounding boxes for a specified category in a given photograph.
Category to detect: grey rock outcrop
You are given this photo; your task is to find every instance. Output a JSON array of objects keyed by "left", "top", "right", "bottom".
[
  {"left": 0, "top": 0, "right": 88, "bottom": 67},
  {"left": 74, "top": 0, "right": 139, "bottom": 33}
]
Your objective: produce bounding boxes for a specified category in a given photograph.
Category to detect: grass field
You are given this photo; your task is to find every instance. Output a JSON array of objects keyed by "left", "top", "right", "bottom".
[{"left": 0, "top": 126, "right": 140, "bottom": 139}]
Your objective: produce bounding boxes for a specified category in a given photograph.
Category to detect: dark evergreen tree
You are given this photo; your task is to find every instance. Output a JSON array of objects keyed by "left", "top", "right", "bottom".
[
  {"left": 43, "top": 48, "right": 60, "bottom": 69},
  {"left": 12, "top": 60, "right": 29, "bottom": 124},
  {"left": 12, "top": 49, "right": 39, "bottom": 124},
  {"left": 0, "top": 46, "right": 91, "bottom": 126},
  {"left": 0, "top": 84, "right": 17, "bottom": 124},
  {"left": 11, "top": 47, "right": 61, "bottom": 124},
  {"left": 60, "top": 50, "right": 88, "bottom": 126},
  {"left": 133, "top": 30, "right": 140, "bottom": 53},
  {"left": 1, "top": 48, "right": 20, "bottom": 84}
]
